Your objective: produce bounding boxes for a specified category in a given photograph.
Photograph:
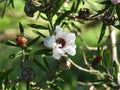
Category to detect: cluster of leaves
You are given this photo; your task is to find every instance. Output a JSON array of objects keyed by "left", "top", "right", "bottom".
[{"left": 1, "top": 0, "right": 120, "bottom": 90}]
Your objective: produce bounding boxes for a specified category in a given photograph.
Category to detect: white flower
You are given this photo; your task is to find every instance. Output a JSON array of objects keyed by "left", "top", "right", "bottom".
[
  {"left": 111, "top": 0, "right": 120, "bottom": 5},
  {"left": 44, "top": 25, "right": 76, "bottom": 59}
]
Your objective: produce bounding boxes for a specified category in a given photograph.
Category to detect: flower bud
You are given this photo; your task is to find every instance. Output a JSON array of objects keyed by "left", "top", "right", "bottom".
[
  {"left": 16, "top": 35, "right": 27, "bottom": 47},
  {"left": 58, "top": 56, "right": 71, "bottom": 70},
  {"left": 78, "top": 8, "right": 90, "bottom": 20},
  {"left": 92, "top": 55, "right": 102, "bottom": 67},
  {"left": 21, "top": 67, "right": 35, "bottom": 81}
]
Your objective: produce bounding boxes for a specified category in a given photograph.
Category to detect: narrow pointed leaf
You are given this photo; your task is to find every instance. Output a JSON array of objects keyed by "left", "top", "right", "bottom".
[
  {"left": 52, "top": 0, "right": 65, "bottom": 16},
  {"left": 8, "top": 0, "right": 14, "bottom": 8},
  {"left": 103, "top": 50, "right": 111, "bottom": 70},
  {"left": 42, "top": 56, "right": 50, "bottom": 70},
  {"left": 28, "top": 24, "right": 48, "bottom": 30},
  {"left": 116, "top": 5, "right": 120, "bottom": 24},
  {"left": 5, "top": 40, "right": 18, "bottom": 47},
  {"left": 33, "top": 58, "right": 48, "bottom": 73},
  {"left": 1, "top": 0, "right": 7, "bottom": 18},
  {"left": 0, "top": 68, "right": 14, "bottom": 81},
  {"left": 34, "top": 49, "right": 52, "bottom": 55},
  {"left": 27, "top": 36, "right": 40, "bottom": 47},
  {"left": 19, "top": 22, "right": 24, "bottom": 35},
  {"left": 98, "top": 23, "right": 106, "bottom": 44},
  {"left": 32, "top": 30, "right": 46, "bottom": 38},
  {"left": 55, "top": 11, "right": 70, "bottom": 26}
]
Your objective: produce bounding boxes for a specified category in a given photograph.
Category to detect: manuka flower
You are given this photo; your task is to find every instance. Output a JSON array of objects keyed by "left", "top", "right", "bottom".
[
  {"left": 44, "top": 26, "right": 76, "bottom": 60},
  {"left": 111, "top": 0, "right": 120, "bottom": 5}
]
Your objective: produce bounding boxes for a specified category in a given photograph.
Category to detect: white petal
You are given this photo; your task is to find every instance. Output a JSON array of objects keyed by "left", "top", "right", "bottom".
[
  {"left": 55, "top": 25, "right": 63, "bottom": 33},
  {"left": 64, "top": 45, "right": 76, "bottom": 56},
  {"left": 52, "top": 48, "right": 61, "bottom": 60},
  {"left": 44, "top": 35, "right": 55, "bottom": 48},
  {"left": 64, "top": 32, "right": 76, "bottom": 44}
]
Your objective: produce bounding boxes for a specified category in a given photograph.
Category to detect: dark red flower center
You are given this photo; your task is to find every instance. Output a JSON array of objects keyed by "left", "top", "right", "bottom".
[{"left": 56, "top": 38, "right": 66, "bottom": 48}]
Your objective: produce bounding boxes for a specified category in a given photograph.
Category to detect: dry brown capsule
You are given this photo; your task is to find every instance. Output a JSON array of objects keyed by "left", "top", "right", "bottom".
[
  {"left": 24, "top": 0, "right": 37, "bottom": 17},
  {"left": 78, "top": 8, "right": 90, "bottom": 20},
  {"left": 21, "top": 67, "right": 35, "bottom": 81},
  {"left": 92, "top": 55, "right": 102, "bottom": 67},
  {"left": 102, "top": 13, "right": 116, "bottom": 25}
]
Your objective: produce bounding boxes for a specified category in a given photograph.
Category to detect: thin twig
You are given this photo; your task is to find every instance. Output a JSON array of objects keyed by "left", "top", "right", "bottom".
[
  {"left": 68, "top": 58, "right": 99, "bottom": 74},
  {"left": 109, "top": 26, "right": 120, "bottom": 73}
]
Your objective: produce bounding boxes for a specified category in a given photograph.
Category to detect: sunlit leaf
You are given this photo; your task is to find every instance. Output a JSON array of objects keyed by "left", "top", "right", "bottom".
[
  {"left": 98, "top": 23, "right": 106, "bottom": 44},
  {"left": 84, "top": 0, "right": 99, "bottom": 11},
  {"left": 5, "top": 40, "right": 18, "bottom": 47}
]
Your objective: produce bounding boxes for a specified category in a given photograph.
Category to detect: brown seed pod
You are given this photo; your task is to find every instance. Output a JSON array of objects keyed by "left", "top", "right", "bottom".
[
  {"left": 102, "top": 13, "right": 116, "bottom": 25},
  {"left": 78, "top": 8, "right": 90, "bottom": 20},
  {"left": 21, "top": 67, "right": 35, "bottom": 81},
  {"left": 92, "top": 55, "right": 102, "bottom": 67},
  {"left": 24, "top": 0, "right": 37, "bottom": 17}
]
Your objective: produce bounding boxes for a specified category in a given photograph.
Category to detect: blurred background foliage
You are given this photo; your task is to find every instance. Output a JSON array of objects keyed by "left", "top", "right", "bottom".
[{"left": 0, "top": 0, "right": 120, "bottom": 90}]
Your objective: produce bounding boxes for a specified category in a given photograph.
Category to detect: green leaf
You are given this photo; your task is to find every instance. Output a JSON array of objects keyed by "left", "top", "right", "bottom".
[
  {"left": 114, "top": 25, "right": 120, "bottom": 30},
  {"left": 34, "top": 48, "right": 52, "bottom": 55},
  {"left": 103, "top": 50, "right": 111, "bottom": 71},
  {"left": 33, "top": 58, "right": 48, "bottom": 73},
  {"left": 32, "top": 30, "right": 46, "bottom": 38},
  {"left": 55, "top": 11, "right": 70, "bottom": 26},
  {"left": 26, "top": 81, "right": 29, "bottom": 90},
  {"left": 116, "top": 5, "right": 120, "bottom": 24},
  {"left": 42, "top": 56, "right": 50, "bottom": 70},
  {"left": 19, "top": 22, "right": 24, "bottom": 35},
  {"left": 56, "top": 77, "right": 65, "bottom": 84},
  {"left": 1, "top": 0, "right": 8, "bottom": 18},
  {"left": 84, "top": 0, "right": 99, "bottom": 11},
  {"left": 46, "top": 81, "right": 62, "bottom": 90},
  {"left": 12, "top": 85, "right": 16, "bottom": 90},
  {"left": 28, "top": 24, "right": 48, "bottom": 30},
  {"left": 52, "top": 0, "right": 65, "bottom": 16},
  {"left": 113, "top": 61, "right": 118, "bottom": 78},
  {"left": 8, "top": 0, "right": 14, "bottom": 8},
  {"left": 98, "top": 23, "right": 106, "bottom": 44},
  {"left": 0, "top": 68, "right": 14, "bottom": 82},
  {"left": 5, "top": 40, "right": 18, "bottom": 47},
  {"left": 27, "top": 36, "right": 40, "bottom": 47},
  {"left": 95, "top": 0, "right": 111, "bottom": 5}
]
